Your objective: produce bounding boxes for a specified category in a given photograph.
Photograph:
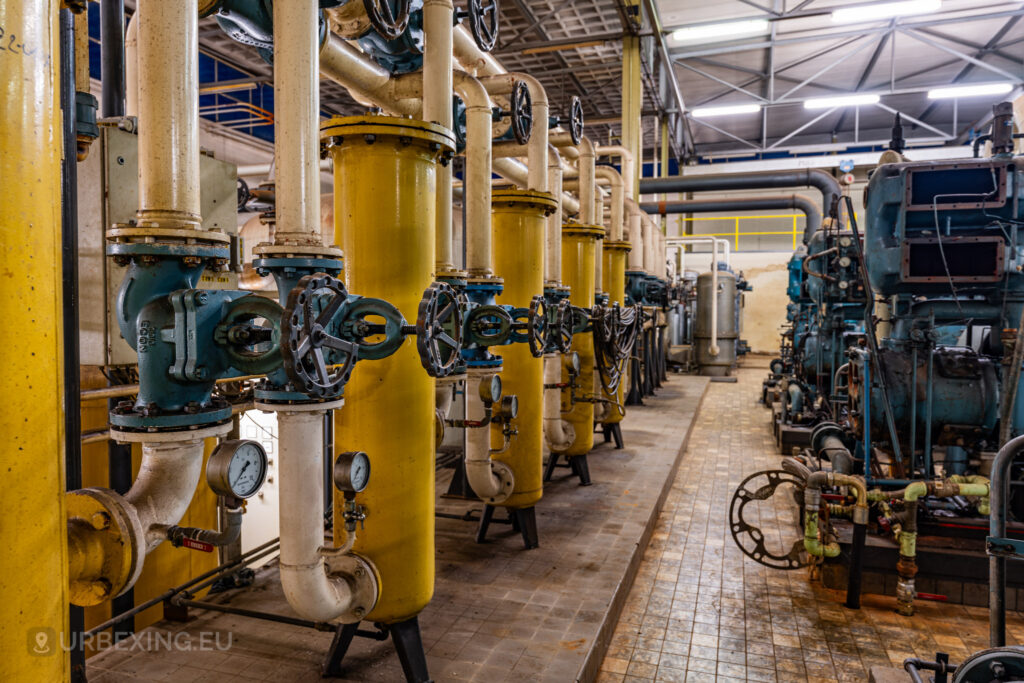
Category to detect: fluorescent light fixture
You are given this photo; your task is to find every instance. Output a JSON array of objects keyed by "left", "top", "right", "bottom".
[
  {"left": 832, "top": 0, "right": 941, "bottom": 23},
  {"left": 690, "top": 104, "right": 763, "bottom": 118},
  {"left": 928, "top": 82, "right": 1014, "bottom": 99},
  {"left": 671, "top": 19, "right": 770, "bottom": 44},
  {"left": 803, "top": 94, "right": 880, "bottom": 109}
]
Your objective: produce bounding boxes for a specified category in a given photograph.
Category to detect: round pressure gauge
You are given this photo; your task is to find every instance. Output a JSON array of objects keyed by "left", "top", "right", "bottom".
[
  {"left": 334, "top": 451, "right": 371, "bottom": 494},
  {"left": 207, "top": 440, "right": 269, "bottom": 499},
  {"left": 496, "top": 395, "right": 519, "bottom": 421},
  {"left": 479, "top": 374, "right": 502, "bottom": 404},
  {"left": 839, "top": 236, "right": 853, "bottom": 248},
  {"left": 838, "top": 256, "right": 852, "bottom": 268}
]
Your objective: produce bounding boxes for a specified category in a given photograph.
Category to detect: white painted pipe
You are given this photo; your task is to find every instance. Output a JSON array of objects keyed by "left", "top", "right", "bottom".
[
  {"left": 627, "top": 200, "right": 643, "bottom": 271},
  {"left": 464, "top": 371, "right": 514, "bottom": 503},
  {"left": 423, "top": 0, "right": 455, "bottom": 274},
  {"left": 277, "top": 410, "right": 366, "bottom": 622},
  {"left": 480, "top": 73, "right": 548, "bottom": 192},
  {"left": 596, "top": 145, "right": 635, "bottom": 202},
  {"left": 543, "top": 358, "right": 575, "bottom": 452},
  {"left": 273, "top": 0, "right": 321, "bottom": 244},
  {"left": 319, "top": 34, "right": 419, "bottom": 117},
  {"left": 667, "top": 235, "right": 731, "bottom": 267},
  {"left": 127, "top": 440, "right": 206, "bottom": 553},
  {"left": 453, "top": 70, "right": 493, "bottom": 277},
  {"left": 546, "top": 146, "right": 563, "bottom": 286},
  {"left": 594, "top": 166, "right": 624, "bottom": 242},
  {"left": 642, "top": 215, "right": 655, "bottom": 275},
  {"left": 136, "top": 0, "right": 201, "bottom": 229},
  {"left": 125, "top": 12, "right": 138, "bottom": 117}
]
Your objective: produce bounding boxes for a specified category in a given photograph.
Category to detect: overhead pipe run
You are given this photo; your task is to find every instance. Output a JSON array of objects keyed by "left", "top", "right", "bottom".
[
  {"left": 642, "top": 194, "right": 823, "bottom": 244},
  {"left": 639, "top": 170, "right": 843, "bottom": 237}
]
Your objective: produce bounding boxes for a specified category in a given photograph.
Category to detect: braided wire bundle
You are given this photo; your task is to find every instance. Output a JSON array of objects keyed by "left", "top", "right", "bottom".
[{"left": 593, "top": 303, "right": 642, "bottom": 396}]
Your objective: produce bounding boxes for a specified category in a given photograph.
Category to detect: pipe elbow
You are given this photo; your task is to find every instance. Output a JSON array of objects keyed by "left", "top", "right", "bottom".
[
  {"left": 279, "top": 558, "right": 364, "bottom": 623},
  {"left": 465, "top": 458, "right": 514, "bottom": 504},
  {"left": 453, "top": 70, "right": 490, "bottom": 109}
]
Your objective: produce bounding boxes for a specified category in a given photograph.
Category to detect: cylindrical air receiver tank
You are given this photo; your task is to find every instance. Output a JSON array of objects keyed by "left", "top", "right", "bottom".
[
  {"left": 601, "top": 240, "right": 632, "bottom": 425},
  {"left": 491, "top": 189, "right": 557, "bottom": 509},
  {"left": 324, "top": 115, "right": 454, "bottom": 624},
  {"left": 694, "top": 269, "right": 738, "bottom": 376},
  {"left": 560, "top": 223, "right": 605, "bottom": 456}
]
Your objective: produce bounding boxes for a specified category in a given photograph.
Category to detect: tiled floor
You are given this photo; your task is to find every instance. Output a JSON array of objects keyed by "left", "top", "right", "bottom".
[
  {"left": 598, "top": 362, "right": 1024, "bottom": 683},
  {"left": 86, "top": 375, "right": 709, "bottom": 682}
]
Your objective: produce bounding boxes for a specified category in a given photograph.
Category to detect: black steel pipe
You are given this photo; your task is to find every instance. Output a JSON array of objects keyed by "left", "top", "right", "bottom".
[
  {"left": 100, "top": 0, "right": 126, "bottom": 117},
  {"left": 990, "top": 433, "right": 1024, "bottom": 646},
  {"left": 640, "top": 194, "right": 823, "bottom": 244},
  {"left": 639, "top": 170, "right": 842, "bottom": 239},
  {"left": 60, "top": 9, "right": 85, "bottom": 681},
  {"left": 845, "top": 522, "right": 866, "bottom": 609}
]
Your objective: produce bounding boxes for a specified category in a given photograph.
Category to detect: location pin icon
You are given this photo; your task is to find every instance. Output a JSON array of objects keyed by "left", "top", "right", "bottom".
[{"left": 34, "top": 630, "right": 49, "bottom": 653}]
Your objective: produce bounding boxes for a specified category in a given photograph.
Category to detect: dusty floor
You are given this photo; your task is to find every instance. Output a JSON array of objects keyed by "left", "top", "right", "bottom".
[
  {"left": 86, "top": 375, "right": 708, "bottom": 682},
  {"left": 597, "top": 363, "right": 1024, "bottom": 683}
]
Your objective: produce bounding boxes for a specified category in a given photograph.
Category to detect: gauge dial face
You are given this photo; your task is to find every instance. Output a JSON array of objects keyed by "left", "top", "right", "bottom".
[
  {"left": 350, "top": 453, "right": 370, "bottom": 492},
  {"left": 489, "top": 375, "right": 502, "bottom": 403},
  {"left": 228, "top": 442, "right": 267, "bottom": 498}
]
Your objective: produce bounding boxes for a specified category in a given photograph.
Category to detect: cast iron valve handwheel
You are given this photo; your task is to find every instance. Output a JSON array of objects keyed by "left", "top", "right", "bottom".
[
  {"left": 281, "top": 274, "right": 359, "bottom": 398},
  {"left": 728, "top": 469, "right": 808, "bottom": 570},
  {"left": 465, "top": 305, "right": 514, "bottom": 346},
  {"left": 362, "top": 0, "right": 411, "bottom": 41},
  {"left": 525, "top": 295, "right": 547, "bottom": 358},
  {"left": 336, "top": 297, "right": 409, "bottom": 361},
  {"left": 416, "top": 282, "right": 465, "bottom": 378},
  {"left": 465, "top": 0, "right": 499, "bottom": 52},
  {"left": 215, "top": 296, "right": 284, "bottom": 375},
  {"left": 568, "top": 95, "right": 584, "bottom": 146},
  {"left": 509, "top": 80, "right": 533, "bottom": 146}
]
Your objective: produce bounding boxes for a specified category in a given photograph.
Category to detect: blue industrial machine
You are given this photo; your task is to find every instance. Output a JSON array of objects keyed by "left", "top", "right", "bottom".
[{"left": 733, "top": 105, "right": 1024, "bottom": 619}]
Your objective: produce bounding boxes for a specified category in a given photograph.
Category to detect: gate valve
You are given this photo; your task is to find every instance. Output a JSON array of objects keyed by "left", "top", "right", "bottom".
[
  {"left": 497, "top": 80, "right": 533, "bottom": 146},
  {"left": 457, "top": 0, "right": 499, "bottom": 52}
]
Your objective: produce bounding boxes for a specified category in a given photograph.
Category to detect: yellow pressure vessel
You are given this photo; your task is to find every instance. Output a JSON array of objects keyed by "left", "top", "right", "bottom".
[
  {"left": 324, "top": 116, "right": 454, "bottom": 624},
  {"left": 491, "top": 190, "right": 557, "bottom": 509},
  {"left": 600, "top": 240, "right": 632, "bottom": 425},
  {"left": 0, "top": 1, "right": 68, "bottom": 680},
  {"left": 560, "top": 223, "right": 605, "bottom": 456}
]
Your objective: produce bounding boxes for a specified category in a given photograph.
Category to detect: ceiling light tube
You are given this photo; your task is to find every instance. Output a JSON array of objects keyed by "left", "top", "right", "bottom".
[
  {"left": 690, "top": 104, "right": 763, "bottom": 118},
  {"left": 832, "top": 0, "right": 941, "bottom": 23},
  {"left": 803, "top": 94, "right": 880, "bottom": 109},
  {"left": 671, "top": 19, "right": 770, "bottom": 44},
  {"left": 927, "top": 82, "right": 1014, "bottom": 99}
]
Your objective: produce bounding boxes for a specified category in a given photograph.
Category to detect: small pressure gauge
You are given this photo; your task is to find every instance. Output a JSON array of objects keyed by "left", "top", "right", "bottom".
[
  {"left": 838, "top": 256, "right": 852, "bottom": 268},
  {"left": 565, "top": 352, "right": 581, "bottom": 375},
  {"left": 839, "top": 236, "right": 853, "bottom": 248},
  {"left": 479, "top": 374, "right": 502, "bottom": 404},
  {"left": 495, "top": 395, "right": 519, "bottom": 421},
  {"left": 334, "top": 451, "right": 371, "bottom": 494},
  {"left": 207, "top": 440, "right": 269, "bottom": 499}
]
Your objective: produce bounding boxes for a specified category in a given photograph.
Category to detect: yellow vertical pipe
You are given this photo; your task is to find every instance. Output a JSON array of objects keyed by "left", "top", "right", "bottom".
[
  {"left": 560, "top": 224, "right": 605, "bottom": 456},
  {"left": 326, "top": 116, "right": 453, "bottom": 624},
  {"left": 621, "top": 7, "right": 642, "bottom": 201},
  {"left": 491, "top": 190, "right": 556, "bottom": 509},
  {"left": 601, "top": 241, "right": 631, "bottom": 425},
  {"left": 0, "top": 1, "right": 68, "bottom": 679}
]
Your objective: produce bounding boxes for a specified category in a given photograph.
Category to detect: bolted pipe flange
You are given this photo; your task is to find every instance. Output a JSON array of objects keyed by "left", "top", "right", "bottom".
[
  {"left": 323, "top": 552, "right": 380, "bottom": 625},
  {"left": 483, "top": 461, "right": 515, "bottom": 505},
  {"left": 67, "top": 488, "right": 145, "bottom": 606}
]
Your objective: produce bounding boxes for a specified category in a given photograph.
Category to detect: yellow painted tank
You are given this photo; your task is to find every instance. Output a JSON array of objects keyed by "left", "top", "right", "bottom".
[
  {"left": 601, "top": 240, "right": 632, "bottom": 425},
  {"left": 324, "top": 115, "right": 454, "bottom": 624},
  {"left": 560, "top": 223, "right": 605, "bottom": 457},
  {"left": 491, "top": 190, "right": 557, "bottom": 508},
  {"left": 0, "top": 1, "right": 68, "bottom": 680}
]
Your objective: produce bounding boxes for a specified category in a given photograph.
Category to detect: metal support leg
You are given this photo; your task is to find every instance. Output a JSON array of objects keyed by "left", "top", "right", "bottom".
[
  {"left": 390, "top": 617, "right": 432, "bottom": 683},
  {"left": 322, "top": 622, "right": 359, "bottom": 677},
  {"left": 514, "top": 507, "right": 539, "bottom": 549},
  {"left": 602, "top": 423, "right": 624, "bottom": 449},
  {"left": 570, "top": 454, "right": 592, "bottom": 486},
  {"left": 543, "top": 453, "right": 560, "bottom": 482},
  {"left": 475, "top": 504, "right": 497, "bottom": 543}
]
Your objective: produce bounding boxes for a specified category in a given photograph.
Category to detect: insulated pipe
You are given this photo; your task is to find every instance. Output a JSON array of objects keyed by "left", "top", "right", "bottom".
[
  {"left": 2, "top": 2, "right": 66, "bottom": 676},
  {"left": 552, "top": 133, "right": 596, "bottom": 224},
  {"left": 318, "top": 35, "right": 420, "bottom": 117},
  {"left": 423, "top": 0, "right": 456, "bottom": 275},
  {"left": 596, "top": 145, "right": 635, "bottom": 203},
  {"left": 481, "top": 74, "right": 549, "bottom": 192},
  {"left": 594, "top": 166, "right": 625, "bottom": 241},
  {"left": 454, "top": 71, "right": 494, "bottom": 277},
  {"left": 125, "top": 12, "right": 138, "bottom": 117},
  {"left": 278, "top": 409, "right": 373, "bottom": 622},
  {"left": 641, "top": 194, "right": 823, "bottom": 244},
  {"left": 642, "top": 216, "right": 656, "bottom": 275},
  {"left": 465, "top": 370, "right": 514, "bottom": 502},
  {"left": 546, "top": 146, "right": 563, "bottom": 285},
  {"left": 627, "top": 200, "right": 644, "bottom": 271},
  {"left": 990, "top": 434, "right": 1024, "bottom": 646},
  {"left": 127, "top": 441, "right": 205, "bottom": 553},
  {"left": 639, "top": 170, "right": 843, "bottom": 234},
  {"left": 272, "top": 0, "right": 321, "bottom": 245},
  {"left": 135, "top": 0, "right": 201, "bottom": 230}
]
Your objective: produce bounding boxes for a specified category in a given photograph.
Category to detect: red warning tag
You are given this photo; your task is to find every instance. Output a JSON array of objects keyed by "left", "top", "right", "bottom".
[{"left": 182, "top": 538, "right": 214, "bottom": 553}]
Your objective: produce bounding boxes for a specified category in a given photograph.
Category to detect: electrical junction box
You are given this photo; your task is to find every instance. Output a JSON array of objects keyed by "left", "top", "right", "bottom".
[{"left": 78, "top": 126, "right": 241, "bottom": 366}]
